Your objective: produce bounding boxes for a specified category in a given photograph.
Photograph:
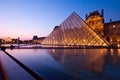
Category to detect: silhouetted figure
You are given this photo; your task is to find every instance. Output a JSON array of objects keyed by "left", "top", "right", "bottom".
[
  {"left": 1, "top": 46, "right": 6, "bottom": 51},
  {"left": 10, "top": 45, "right": 15, "bottom": 50}
]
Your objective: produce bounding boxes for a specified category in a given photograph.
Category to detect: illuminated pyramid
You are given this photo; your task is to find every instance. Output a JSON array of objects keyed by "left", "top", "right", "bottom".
[{"left": 41, "top": 12, "right": 109, "bottom": 47}]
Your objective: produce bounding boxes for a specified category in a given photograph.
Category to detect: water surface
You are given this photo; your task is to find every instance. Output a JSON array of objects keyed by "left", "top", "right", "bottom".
[{"left": 6, "top": 49, "right": 120, "bottom": 80}]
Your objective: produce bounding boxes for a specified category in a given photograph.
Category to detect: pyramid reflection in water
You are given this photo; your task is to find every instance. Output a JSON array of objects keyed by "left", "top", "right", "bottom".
[{"left": 41, "top": 12, "right": 109, "bottom": 47}]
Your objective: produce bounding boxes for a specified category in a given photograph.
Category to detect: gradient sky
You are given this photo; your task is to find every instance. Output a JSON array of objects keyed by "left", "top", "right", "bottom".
[{"left": 0, "top": 0, "right": 120, "bottom": 40}]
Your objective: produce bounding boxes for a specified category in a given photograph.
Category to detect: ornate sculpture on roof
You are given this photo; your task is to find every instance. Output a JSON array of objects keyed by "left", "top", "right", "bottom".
[
  {"left": 85, "top": 9, "right": 104, "bottom": 36},
  {"left": 86, "top": 10, "right": 104, "bottom": 20}
]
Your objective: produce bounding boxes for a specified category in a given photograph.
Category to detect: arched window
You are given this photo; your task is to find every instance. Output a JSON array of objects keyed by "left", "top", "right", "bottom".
[{"left": 106, "top": 37, "right": 110, "bottom": 42}]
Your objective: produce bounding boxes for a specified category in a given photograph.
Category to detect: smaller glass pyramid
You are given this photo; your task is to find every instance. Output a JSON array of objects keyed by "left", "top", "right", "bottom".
[{"left": 41, "top": 12, "right": 109, "bottom": 47}]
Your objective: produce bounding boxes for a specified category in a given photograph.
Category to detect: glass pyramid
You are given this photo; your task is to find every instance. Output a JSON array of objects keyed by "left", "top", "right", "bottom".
[{"left": 41, "top": 12, "right": 109, "bottom": 47}]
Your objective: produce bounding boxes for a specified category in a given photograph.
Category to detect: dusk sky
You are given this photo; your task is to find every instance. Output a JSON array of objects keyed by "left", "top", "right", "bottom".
[{"left": 0, "top": 0, "right": 120, "bottom": 40}]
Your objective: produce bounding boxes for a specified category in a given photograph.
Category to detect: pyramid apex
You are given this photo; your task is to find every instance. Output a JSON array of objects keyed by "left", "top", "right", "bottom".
[{"left": 71, "top": 11, "right": 78, "bottom": 15}]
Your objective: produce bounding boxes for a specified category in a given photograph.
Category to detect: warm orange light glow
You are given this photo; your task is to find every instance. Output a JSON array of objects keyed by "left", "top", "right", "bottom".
[{"left": 41, "top": 12, "right": 109, "bottom": 47}]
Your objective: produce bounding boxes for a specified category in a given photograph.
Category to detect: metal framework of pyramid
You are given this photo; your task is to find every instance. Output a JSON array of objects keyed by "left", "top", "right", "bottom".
[{"left": 41, "top": 12, "right": 109, "bottom": 47}]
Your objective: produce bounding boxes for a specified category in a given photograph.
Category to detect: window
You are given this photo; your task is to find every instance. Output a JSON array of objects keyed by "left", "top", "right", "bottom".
[{"left": 113, "top": 25, "right": 115, "bottom": 28}]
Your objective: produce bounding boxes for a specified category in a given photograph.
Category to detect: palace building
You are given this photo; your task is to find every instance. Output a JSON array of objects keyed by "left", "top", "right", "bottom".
[
  {"left": 41, "top": 10, "right": 119, "bottom": 48},
  {"left": 104, "top": 21, "right": 120, "bottom": 46},
  {"left": 85, "top": 10, "right": 104, "bottom": 36},
  {"left": 32, "top": 36, "right": 45, "bottom": 44},
  {"left": 85, "top": 10, "right": 120, "bottom": 47}
]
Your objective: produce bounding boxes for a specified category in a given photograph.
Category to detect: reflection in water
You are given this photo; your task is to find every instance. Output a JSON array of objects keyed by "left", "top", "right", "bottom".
[
  {"left": 88, "top": 49, "right": 120, "bottom": 74},
  {"left": 48, "top": 49, "right": 120, "bottom": 80},
  {"left": 103, "top": 49, "right": 120, "bottom": 77},
  {"left": 6, "top": 49, "right": 120, "bottom": 80},
  {"left": 48, "top": 49, "right": 107, "bottom": 79},
  {"left": 6, "top": 49, "right": 79, "bottom": 80},
  {"left": 110, "top": 49, "right": 119, "bottom": 65}
]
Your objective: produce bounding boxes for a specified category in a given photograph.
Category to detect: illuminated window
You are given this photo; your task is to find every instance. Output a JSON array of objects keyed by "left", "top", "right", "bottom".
[{"left": 113, "top": 25, "right": 115, "bottom": 28}]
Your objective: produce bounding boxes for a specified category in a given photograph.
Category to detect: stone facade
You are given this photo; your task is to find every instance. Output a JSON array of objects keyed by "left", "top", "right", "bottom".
[
  {"left": 32, "top": 36, "right": 45, "bottom": 44},
  {"left": 85, "top": 10, "right": 104, "bottom": 36},
  {"left": 104, "top": 21, "right": 120, "bottom": 46},
  {"left": 85, "top": 10, "right": 120, "bottom": 47}
]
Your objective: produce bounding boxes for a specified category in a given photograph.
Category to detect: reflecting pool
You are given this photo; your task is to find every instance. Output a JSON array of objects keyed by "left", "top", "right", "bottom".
[{"left": 6, "top": 49, "right": 120, "bottom": 80}]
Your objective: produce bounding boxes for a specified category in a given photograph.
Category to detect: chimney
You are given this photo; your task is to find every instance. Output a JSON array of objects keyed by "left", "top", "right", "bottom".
[
  {"left": 101, "top": 9, "right": 104, "bottom": 17},
  {"left": 85, "top": 14, "right": 88, "bottom": 20},
  {"left": 110, "top": 19, "right": 112, "bottom": 22}
]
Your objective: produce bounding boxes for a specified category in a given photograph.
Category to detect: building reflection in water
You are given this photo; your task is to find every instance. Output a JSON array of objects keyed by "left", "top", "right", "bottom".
[{"left": 47, "top": 49, "right": 120, "bottom": 79}]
